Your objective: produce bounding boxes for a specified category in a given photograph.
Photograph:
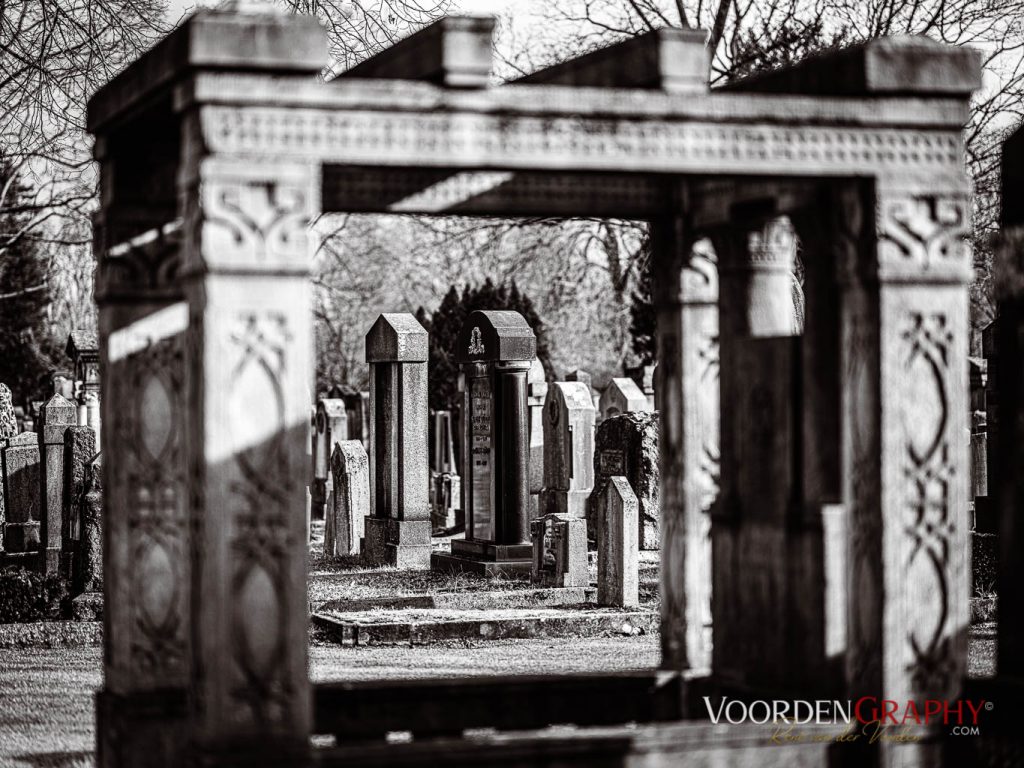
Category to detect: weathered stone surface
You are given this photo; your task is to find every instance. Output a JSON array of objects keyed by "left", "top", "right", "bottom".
[
  {"left": 597, "top": 477, "right": 639, "bottom": 608},
  {"left": 599, "top": 377, "right": 651, "bottom": 420},
  {"left": 366, "top": 313, "right": 430, "bottom": 569},
  {"left": 2, "top": 432, "right": 40, "bottom": 552},
  {"left": 326, "top": 441, "right": 368, "bottom": 558},
  {"left": 517, "top": 27, "right": 707, "bottom": 94},
  {"left": 63, "top": 426, "right": 97, "bottom": 583},
  {"left": 588, "top": 412, "right": 660, "bottom": 550},
  {"left": 76, "top": 459, "right": 103, "bottom": 594},
  {"left": 455, "top": 310, "right": 536, "bottom": 364},
  {"left": 366, "top": 313, "right": 428, "bottom": 363},
  {"left": 39, "top": 394, "right": 76, "bottom": 574},
  {"left": 342, "top": 16, "right": 495, "bottom": 89},
  {"left": 540, "top": 382, "right": 595, "bottom": 520},
  {"left": 531, "top": 513, "right": 588, "bottom": 588},
  {"left": 0, "top": 382, "right": 17, "bottom": 544}
]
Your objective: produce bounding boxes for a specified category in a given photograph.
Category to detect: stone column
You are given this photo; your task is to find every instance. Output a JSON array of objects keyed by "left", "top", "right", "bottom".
[
  {"left": 495, "top": 360, "right": 531, "bottom": 544},
  {"left": 180, "top": 154, "right": 318, "bottom": 761},
  {"left": 650, "top": 216, "right": 718, "bottom": 675},
  {"left": 540, "top": 381, "right": 595, "bottom": 520},
  {"left": 708, "top": 211, "right": 801, "bottom": 691},
  {"left": 838, "top": 180, "right": 972, "bottom": 713},
  {"left": 95, "top": 227, "right": 190, "bottom": 768},
  {"left": 364, "top": 313, "right": 432, "bottom": 569},
  {"left": 38, "top": 394, "right": 76, "bottom": 574}
]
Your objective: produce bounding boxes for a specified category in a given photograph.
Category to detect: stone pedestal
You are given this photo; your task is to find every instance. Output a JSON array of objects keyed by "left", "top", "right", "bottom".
[
  {"left": 433, "top": 311, "right": 535, "bottom": 577},
  {"left": 39, "top": 394, "right": 76, "bottom": 575},
  {"left": 365, "top": 313, "right": 431, "bottom": 570},
  {"left": 597, "top": 477, "right": 639, "bottom": 608}
]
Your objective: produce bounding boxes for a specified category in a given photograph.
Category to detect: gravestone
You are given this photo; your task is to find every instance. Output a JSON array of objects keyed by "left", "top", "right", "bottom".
[
  {"left": 433, "top": 311, "right": 535, "bottom": 576},
  {"left": 531, "top": 512, "right": 588, "bottom": 588},
  {"left": 0, "top": 383, "right": 17, "bottom": 549},
  {"left": 62, "top": 426, "right": 97, "bottom": 581},
  {"left": 343, "top": 390, "right": 371, "bottom": 450},
  {"left": 527, "top": 360, "right": 547, "bottom": 518},
  {"left": 313, "top": 398, "right": 347, "bottom": 521},
  {"left": 626, "top": 363, "right": 657, "bottom": 410},
  {"left": 430, "top": 409, "right": 460, "bottom": 530},
  {"left": 2, "top": 432, "right": 40, "bottom": 552},
  {"left": 588, "top": 412, "right": 660, "bottom": 550},
  {"left": 365, "top": 314, "right": 431, "bottom": 569},
  {"left": 75, "top": 457, "right": 103, "bottom": 594},
  {"left": 599, "top": 377, "right": 651, "bottom": 421},
  {"left": 326, "top": 441, "right": 369, "bottom": 558},
  {"left": 597, "top": 477, "right": 639, "bottom": 608},
  {"left": 540, "top": 382, "right": 595, "bottom": 519},
  {"left": 39, "top": 394, "right": 76, "bottom": 574}
]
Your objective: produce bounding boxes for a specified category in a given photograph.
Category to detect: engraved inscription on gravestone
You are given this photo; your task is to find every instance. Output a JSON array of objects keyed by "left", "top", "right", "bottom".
[
  {"left": 598, "top": 449, "right": 624, "bottom": 476},
  {"left": 470, "top": 376, "right": 493, "bottom": 541}
]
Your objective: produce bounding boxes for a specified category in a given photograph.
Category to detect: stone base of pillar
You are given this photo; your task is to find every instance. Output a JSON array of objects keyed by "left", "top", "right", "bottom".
[
  {"left": 432, "top": 538, "right": 533, "bottom": 577},
  {"left": 362, "top": 517, "right": 431, "bottom": 569},
  {"left": 96, "top": 687, "right": 186, "bottom": 768}
]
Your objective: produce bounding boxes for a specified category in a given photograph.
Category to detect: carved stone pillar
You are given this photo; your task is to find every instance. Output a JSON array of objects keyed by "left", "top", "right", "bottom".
[
  {"left": 708, "top": 212, "right": 801, "bottom": 691},
  {"left": 181, "top": 154, "right": 317, "bottom": 762},
  {"left": 838, "top": 180, "right": 972, "bottom": 713},
  {"left": 95, "top": 224, "right": 190, "bottom": 768},
  {"left": 651, "top": 215, "right": 718, "bottom": 674}
]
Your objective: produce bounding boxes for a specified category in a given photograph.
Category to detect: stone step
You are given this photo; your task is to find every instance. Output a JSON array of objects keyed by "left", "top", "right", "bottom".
[
  {"left": 313, "top": 586, "right": 595, "bottom": 614},
  {"left": 312, "top": 607, "right": 657, "bottom": 647}
]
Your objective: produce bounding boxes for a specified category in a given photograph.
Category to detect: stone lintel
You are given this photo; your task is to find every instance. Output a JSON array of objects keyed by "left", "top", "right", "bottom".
[
  {"left": 455, "top": 310, "right": 536, "bottom": 364},
  {"left": 341, "top": 16, "right": 495, "bottom": 88},
  {"left": 87, "top": 10, "right": 327, "bottom": 133},
  {"left": 365, "top": 313, "right": 428, "bottom": 363},
  {"left": 723, "top": 36, "right": 981, "bottom": 98},
  {"left": 517, "top": 28, "right": 708, "bottom": 94}
]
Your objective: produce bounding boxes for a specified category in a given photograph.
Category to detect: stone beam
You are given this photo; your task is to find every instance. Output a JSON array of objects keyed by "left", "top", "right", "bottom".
[
  {"left": 87, "top": 9, "right": 326, "bottom": 132},
  {"left": 340, "top": 16, "right": 494, "bottom": 88},
  {"left": 516, "top": 28, "right": 708, "bottom": 93},
  {"left": 722, "top": 36, "right": 981, "bottom": 96}
]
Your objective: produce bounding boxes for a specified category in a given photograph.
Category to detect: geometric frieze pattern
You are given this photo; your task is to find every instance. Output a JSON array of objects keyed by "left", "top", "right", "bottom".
[{"left": 202, "top": 106, "right": 963, "bottom": 183}]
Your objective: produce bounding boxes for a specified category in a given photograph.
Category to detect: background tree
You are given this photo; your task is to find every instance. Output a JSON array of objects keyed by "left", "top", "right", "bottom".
[
  {"left": 416, "top": 279, "right": 553, "bottom": 413},
  {"left": 0, "top": 160, "right": 58, "bottom": 400}
]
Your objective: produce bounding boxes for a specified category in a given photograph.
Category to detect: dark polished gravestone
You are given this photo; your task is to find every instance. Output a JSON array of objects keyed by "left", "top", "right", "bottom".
[{"left": 432, "top": 311, "right": 536, "bottom": 576}]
